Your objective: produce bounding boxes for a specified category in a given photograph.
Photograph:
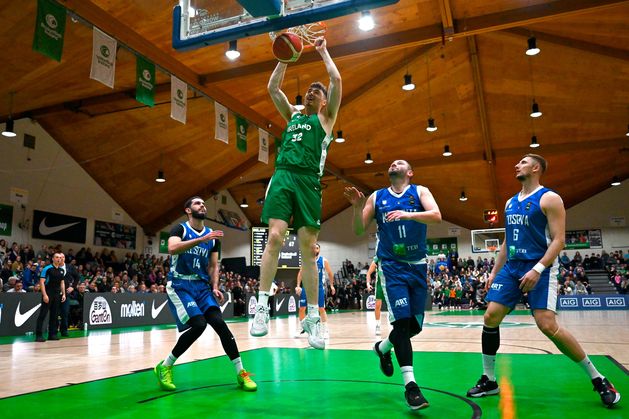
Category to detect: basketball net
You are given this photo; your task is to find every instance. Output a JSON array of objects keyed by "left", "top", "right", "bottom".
[{"left": 269, "top": 21, "right": 327, "bottom": 49}]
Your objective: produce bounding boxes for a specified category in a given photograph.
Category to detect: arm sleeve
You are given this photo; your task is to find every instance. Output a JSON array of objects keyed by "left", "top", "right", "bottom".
[{"left": 169, "top": 224, "right": 184, "bottom": 238}]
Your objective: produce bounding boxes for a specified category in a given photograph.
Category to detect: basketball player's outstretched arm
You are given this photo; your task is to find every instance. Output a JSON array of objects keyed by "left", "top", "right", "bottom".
[
  {"left": 344, "top": 186, "right": 374, "bottom": 236},
  {"left": 519, "top": 192, "right": 567, "bottom": 292},
  {"left": 314, "top": 38, "right": 342, "bottom": 131},
  {"left": 268, "top": 62, "right": 295, "bottom": 122},
  {"left": 168, "top": 230, "right": 224, "bottom": 255}
]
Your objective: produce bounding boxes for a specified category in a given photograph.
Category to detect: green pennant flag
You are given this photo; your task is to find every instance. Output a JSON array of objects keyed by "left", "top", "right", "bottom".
[
  {"left": 236, "top": 116, "right": 248, "bottom": 153},
  {"left": 159, "top": 231, "right": 169, "bottom": 254},
  {"left": 136, "top": 55, "right": 155, "bottom": 106},
  {"left": 0, "top": 204, "right": 13, "bottom": 236},
  {"left": 32, "top": 0, "right": 67, "bottom": 61}
]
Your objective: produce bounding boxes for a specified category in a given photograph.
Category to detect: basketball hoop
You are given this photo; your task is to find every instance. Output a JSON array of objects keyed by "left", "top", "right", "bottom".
[
  {"left": 269, "top": 21, "right": 327, "bottom": 49},
  {"left": 487, "top": 246, "right": 497, "bottom": 253}
]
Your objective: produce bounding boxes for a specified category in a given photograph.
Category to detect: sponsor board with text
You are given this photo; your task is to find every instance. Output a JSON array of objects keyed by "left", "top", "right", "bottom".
[{"left": 558, "top": 294, "right": 628, "bottom": 310}]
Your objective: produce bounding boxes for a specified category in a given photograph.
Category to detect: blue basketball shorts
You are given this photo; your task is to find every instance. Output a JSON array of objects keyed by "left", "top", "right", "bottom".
[
  {"left": 380, "top": 259, "right": 427, "bottom": 326},
  {"left": 486, "top": 260, "right": 559, "bottom": 312},
  {"left": 166, "top": 278, "right": 219, "bottom": 331},
  {"left": 299, "top": 283, "right": 325, "bottom": 308}
]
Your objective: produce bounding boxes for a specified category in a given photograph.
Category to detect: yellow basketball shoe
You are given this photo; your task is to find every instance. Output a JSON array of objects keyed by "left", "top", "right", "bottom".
[
  {"left": 154, "top": 360, "right": 176, "bottom": 391},
  {"left": 237, "top": 369, "right": 258, "bottom": 392}
]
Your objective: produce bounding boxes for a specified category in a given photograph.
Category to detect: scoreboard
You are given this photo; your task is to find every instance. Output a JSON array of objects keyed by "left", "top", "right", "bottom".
[{"left": 251, "top": 227, "right": 301, "bottom": 269}]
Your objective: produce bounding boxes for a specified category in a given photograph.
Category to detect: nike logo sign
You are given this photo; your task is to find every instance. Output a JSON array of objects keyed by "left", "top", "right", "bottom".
[
  {"left": 39, "top": 217, "right": 81, "bottom": 236},
  {"left": 275, "top": 298, "right": 285, "bottom": 312},
  {"left": 14, "top": 301, "right": 41, "bottom": 327},
  {"left": 220, "top": 293, "right": 232, "bottom": 313},
  {"left": 151, "top": 300, "right": 168, "bottom": 319}
]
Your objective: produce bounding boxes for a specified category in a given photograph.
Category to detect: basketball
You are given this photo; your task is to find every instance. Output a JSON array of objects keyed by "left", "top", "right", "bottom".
[{"left": 272, "top": 32, "right": 303, "bottom": 63}]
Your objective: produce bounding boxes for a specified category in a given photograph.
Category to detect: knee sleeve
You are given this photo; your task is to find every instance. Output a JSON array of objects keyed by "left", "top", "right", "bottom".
[
  {"left": 205, "top": 307, "right": 240, "bottom": 360},
  {"left": 482, "top": 325, "right": 500, "bottom": 355},
  {"left": 409, "top": 316, "right": 422, "bottom": 337},
  {"left": 172, "top": 315, "right": 207, "bottom": 358},
  {"left": 389, "top": 318, "right": 413, "bottom": 367}
]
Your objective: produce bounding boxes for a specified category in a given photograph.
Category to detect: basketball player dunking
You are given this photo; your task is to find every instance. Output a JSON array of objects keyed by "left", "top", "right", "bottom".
[
  {"left": 466, "top": 154, "right": 621, "bottom": 408},
  {"left": 250, "top": 37, "right": 342, "bottom": 351}
]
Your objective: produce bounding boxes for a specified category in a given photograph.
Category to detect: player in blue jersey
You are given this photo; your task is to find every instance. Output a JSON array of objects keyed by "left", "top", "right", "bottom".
[
  {"left": 345, "top": 160, "right": 442, "bottom": 410},
  {"left": 466, "top": 154, "right": 620, "bottom": 408},
  {"left": 295, "top": 243, "right": 335, "bottom": 338},
  {"left": 154, "top": 196, "right": 257, "bottom": 392}
]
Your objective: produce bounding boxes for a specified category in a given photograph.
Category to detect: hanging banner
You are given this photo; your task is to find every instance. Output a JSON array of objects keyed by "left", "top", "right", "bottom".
[
  {"left": 0, "top": 204, "right": 13, "bottom": 236},
  {"left": 32, "top": 0, "right": 66, "bottom": 62},
  {"left": 159, "top": 231, "right": 170, "bottom": 254},
  {"left": 170, "top": 75, "right": 187, "bottom": 124},
  {"left": 258, "top": 128, "right": 269, "bottom": 164},
  {"left": 236, "top": 116, "right": 248, "bottom": 153},
  {"left": 32, "top": 210, "right": 87, "bottom": 243},
  {"left": 90, "top": 27, "right": 117, "bottom": 88},
  {"left": 214, "top": 102, "right": 229, "bottom": 143},
  {"left": 136, "top": 55, "right": 155, "bottom": 107}
]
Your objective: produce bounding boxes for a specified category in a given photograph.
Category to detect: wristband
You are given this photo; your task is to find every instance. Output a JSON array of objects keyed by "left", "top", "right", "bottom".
[{"left": 532, "top": 262, "right": 546, "bottom": 274}]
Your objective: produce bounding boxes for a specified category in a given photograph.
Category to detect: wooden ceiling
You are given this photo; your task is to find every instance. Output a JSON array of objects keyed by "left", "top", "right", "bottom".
[{"left": 1, "top": 0, "right": 628, "bottom": 234}]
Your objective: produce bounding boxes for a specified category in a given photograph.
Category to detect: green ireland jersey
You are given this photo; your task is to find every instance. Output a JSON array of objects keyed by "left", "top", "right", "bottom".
[{"left": 276, "top": 112, "right": 333, "bottom": 177}]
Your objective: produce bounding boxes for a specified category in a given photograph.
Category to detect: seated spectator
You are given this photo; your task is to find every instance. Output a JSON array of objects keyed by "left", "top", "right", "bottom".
[
  {"left": 7, "top": 279, "right": 26, "bottom": 293},
  {"left": 575, "top": 280, "right": 587, "bottom": 295}
]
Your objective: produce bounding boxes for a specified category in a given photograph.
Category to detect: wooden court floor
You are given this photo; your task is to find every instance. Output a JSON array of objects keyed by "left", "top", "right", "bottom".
[{"left": 0, "top": 310, "right": 627, "bottom": 418}]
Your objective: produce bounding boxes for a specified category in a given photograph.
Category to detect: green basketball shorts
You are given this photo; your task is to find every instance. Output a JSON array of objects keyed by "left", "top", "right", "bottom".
[{"left": 261, "top": 169, "right": 322, "bottom": 230}]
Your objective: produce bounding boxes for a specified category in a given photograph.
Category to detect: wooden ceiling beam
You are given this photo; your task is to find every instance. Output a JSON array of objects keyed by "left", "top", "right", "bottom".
[
  {"left": 343, "top": 151, "right": 484, "bottom": 175},
  {"left": 201, "top": 25, "right": 444, "bottom": 83},
  {"left": 467, "top": 35, "right": 500, "bottom": 211},
  {"left": 502, "top": 28, "right": 629, "bottom": 62},
  {"left": 200, "top": 0, "right": 628, "bottom": 84},
  {"left": 494, "top": 136, "right": 629, "bottom": 158},
  {"left": 454, "top": 0, "right": 629, "bottom": 36},
  {"left": 437, "top": 0, "right": 455, "bottom": 39},
  {"left": 341, "top": 44, "right": 435, "bottom": 108}
]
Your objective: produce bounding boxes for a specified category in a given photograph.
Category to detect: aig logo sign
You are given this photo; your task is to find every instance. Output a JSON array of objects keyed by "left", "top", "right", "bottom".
[
  {"left": 560, "top": 298, "right": 578, "bottom": 307},
  {"left": 605, "top": 297, "right": 626, "bottom": 307},
  {"left": 582, "top": 297, "right": 601, "bottom": 307}
]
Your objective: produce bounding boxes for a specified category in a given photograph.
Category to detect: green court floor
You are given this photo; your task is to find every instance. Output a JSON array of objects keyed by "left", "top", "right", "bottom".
[{"left": 1, "top": 348, "right": 625, "bottom": 418}]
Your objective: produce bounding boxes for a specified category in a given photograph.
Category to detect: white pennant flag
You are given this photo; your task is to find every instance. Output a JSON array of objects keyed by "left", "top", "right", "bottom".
[
  {"left": 215, "top": 102, "right": 229, "bottom": 143},
  {"left": 90, "top": 27, "right": 117, "bottom": 88},
  {"left": 170, "top": 75, "right": 187, "bottom": 124},
  {"left": 258, "top": 128, "right": 269, "bottom": 164}
]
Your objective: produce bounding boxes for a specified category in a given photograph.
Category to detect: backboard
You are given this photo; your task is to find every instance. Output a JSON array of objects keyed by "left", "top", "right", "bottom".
[
  {"left": 471, "top": 228, "right": 505, "bottom": 253},
  {"left": 173, "top": 0, "right": 400, "bottom": 51}
]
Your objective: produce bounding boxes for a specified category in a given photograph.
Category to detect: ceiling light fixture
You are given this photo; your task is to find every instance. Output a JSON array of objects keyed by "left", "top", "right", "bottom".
[
  {"left": 443, "top": 145, "right": 452, "bottom": 157},
  {"left": 225, "top": 40, "right": 240, "bottom": 60},
  {"left": 426, "top": 117, "right": 438, "bottom": 132},
  {"left": 155, "top": 170, "right": 166, "bottom": 183},
  {"left": 459, "top": 191, "right": 468, "bottom": 201},
  {"left": 526, "top": 36, "right": 540, "bottom": 56},
  {"left": 2, "top": 92, "right": 16, "bottom": 138},
  {"left": 240, "top": 198, "right": 249, "bottom": 208},
  {"left": 529, "top": 135, "right": 540, "bottom": 148},
  {"left": 364, "top": 152, "right": 374, "bottom": 164},
  {"left": 335, "top": 129, "right": 345, "bottom": 143},
  {"left": 358, "top": 10, "right": 374, "bottom": 31},
  {"left": 611, "top": 176, "right": 621, "bottom": 186},
  {"left": 402, "top": 73, "right": 415, "bottom": 91},
  {"left": 530, "top": 100, "right": 542, "bottom": 118}
]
